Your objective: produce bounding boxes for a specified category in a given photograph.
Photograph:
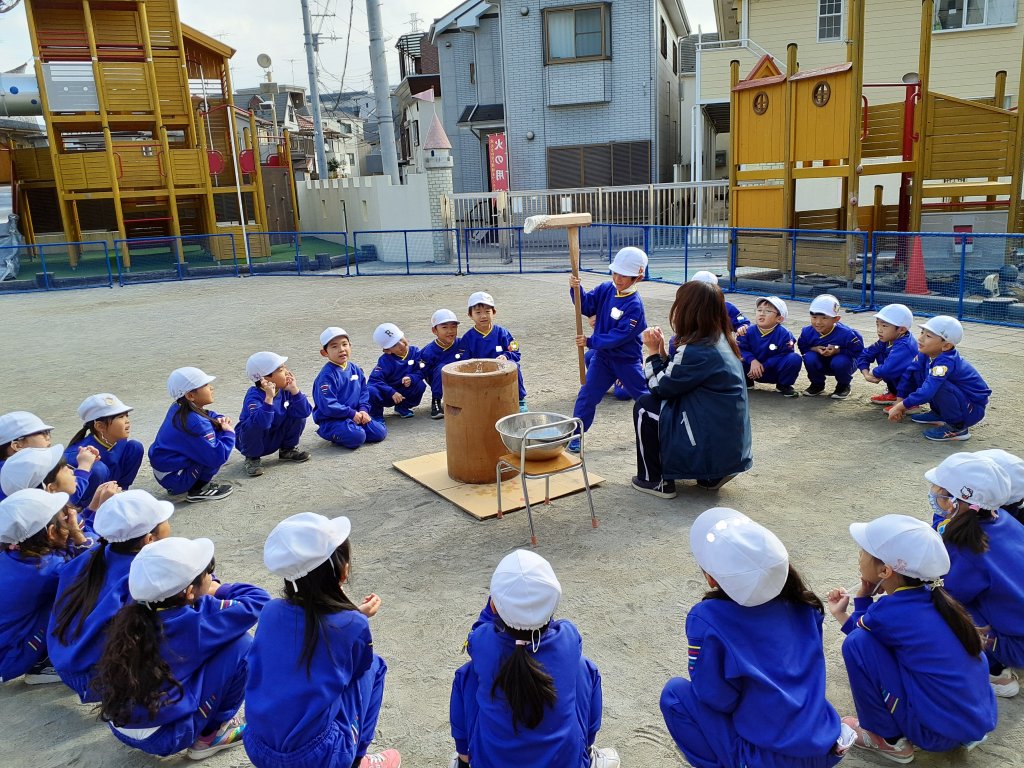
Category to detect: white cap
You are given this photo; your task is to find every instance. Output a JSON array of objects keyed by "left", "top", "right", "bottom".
[
  {"left": 0, "top": 412, "right": 53, "bottom": 445},
  {"left": 468, "top": 291, "right": 495, "bottom": 309},
  {"left": 690, "top": 507, "right": 789, "bottom": 607},
  {"left": 264, "top": 512, "right": 352, "bottom": 582},
  {"left": 689, "top": 270, "right": 719, "bottom": 285},
  {"left": 490, "top": 550, "right": 562, "bottom": 630},
  {"left": 129, "top": 536, "right": 215, "bottom": 604},
  {"left": 320, "top": 327, "right": 349, "bottom": 347},
  {"left": 609, "top": 246, "right": 648, "bottom": 277},
  {"left": 850, "top": 515, "right": 950, "bottom": 581},
  {"left": 167, "top": 367, "right": 215, "bottom": 400},
  {"left": 373, "top": 323, "right": 404, "bottom": 350},
  {"left": 921, "top": 316, "right": 963, "bottom": 346},
  {"left": 431, "top": 308, "right": 459, "bottom": 327},
  {"left": 809, "top": 294, "right": 841, "bottom": 318},
  {"left": 0, "top": 489, "right": 69, "bottom": 544},
  {"left": 0, "top": 444, "right": 65, "bottom": 496},
  {"left": 94, "top": 490, "right": 175, "bottom": 543},
  {"left": 756, "top": 296, "right": 789, "bottom": 321},
  {"left": 78, "top": 394, "right": 132, "bottom": 423},
  {"left": 246, "top": 351, "right": 288, "bottom": 382},
  {"left": 874, "top": 303, "right": 913, "bottom": 330},
  {"left": 924, "top": 452, "right": 1012, "bottom": 510},
  {"left": 973, "top": 449, "right": 1024, "bottom": 504}
]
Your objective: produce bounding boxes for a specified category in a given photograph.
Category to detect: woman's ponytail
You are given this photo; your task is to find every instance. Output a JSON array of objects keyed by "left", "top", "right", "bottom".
[{"left": 491, "top": 624, "right": 557, "bottom": 732}]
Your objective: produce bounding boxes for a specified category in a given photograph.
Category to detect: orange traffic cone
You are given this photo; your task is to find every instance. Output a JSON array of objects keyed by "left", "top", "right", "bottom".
[{"left": 905, "top": 236, "right": 929, "bottom": 295}]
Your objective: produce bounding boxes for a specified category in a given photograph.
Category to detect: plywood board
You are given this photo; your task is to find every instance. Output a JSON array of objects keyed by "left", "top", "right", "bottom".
[{"left": 393, "top": 451, "right": 604, "bottom": 521}]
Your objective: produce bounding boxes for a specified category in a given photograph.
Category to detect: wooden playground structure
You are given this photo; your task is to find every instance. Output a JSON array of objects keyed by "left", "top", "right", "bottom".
[{"left": 728, "top": 0, "right": 1024, "bottom": 281}]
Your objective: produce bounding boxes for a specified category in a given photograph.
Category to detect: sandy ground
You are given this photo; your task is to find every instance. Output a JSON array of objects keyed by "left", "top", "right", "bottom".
[{"left": 1, "top": 273, "right": 1022, "bottom": 768}]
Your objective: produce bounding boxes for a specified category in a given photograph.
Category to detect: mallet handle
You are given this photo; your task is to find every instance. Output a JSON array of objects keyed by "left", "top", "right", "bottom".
[{"left": 568, "top": 226, "right": 586, "bottom": 384}]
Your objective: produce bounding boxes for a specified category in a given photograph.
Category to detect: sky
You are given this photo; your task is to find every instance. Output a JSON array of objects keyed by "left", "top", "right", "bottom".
[{"left": 1, "top": 0, "right": 717, "bottom": 94}]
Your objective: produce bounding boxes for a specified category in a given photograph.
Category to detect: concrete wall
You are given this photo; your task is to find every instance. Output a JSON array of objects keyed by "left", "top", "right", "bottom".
[{"left": 655, "top": 0, "right": 684, "bottom": 180}]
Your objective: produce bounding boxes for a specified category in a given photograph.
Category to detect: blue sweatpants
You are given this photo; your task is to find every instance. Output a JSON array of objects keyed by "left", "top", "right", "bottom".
[
  {"left": 110, "top": 635, "right": 250, "bottom": 757},
  {"left": 316, "top": 418, "right": 387, "bottom": 449},
  {"left": 77, "top": 440, "right": 144, "bottom": 506},
  {"left": 660, "top": 677, "right": 843, "bottom": 768},
  {"left": 574, "top": 353, "right": 646, "bottom": 431},
  {"left": 987, "top": 634, "right": 1024, "bottom": 670},
  {"left": 368, "top": 379, "right": 427, "bottom": 420},
  {"left": 902, "top": 369, "right": 986, "bottom": 429},
  {"left": 152, "top": 463, "right": 219, "bottom": 495},
  {"left": 802, "top": 352, "right": 856, "bottom": 388},
  {"left": 584, "top": 349, "right": 630, "bottom": 401},
  {"left": 743, "top": 353, "right": 802, "bottom": 387},
  {"left": 235, "top": 415, "right": 307, "bottom": 459}
]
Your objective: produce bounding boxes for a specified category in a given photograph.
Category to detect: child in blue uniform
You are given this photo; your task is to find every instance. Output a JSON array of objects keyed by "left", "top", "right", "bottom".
[
  {"left": 149, "top": 367, "right": 234, "bottom": 502},
  {"left": 462, "top": 291, "right": 527, "bottom": 411},
  {"left": 567, "top": 246, "right": 649, "bottom": 453},
  {"left": 661, "top": 507, "right": 849, "bottom": 768},
  {"left": 245, "top": 512, "right": 400, "bottom": 768},
  {"left": 0, "top": 489, "right": 90, "bottom": 684},
  {"left": 690, "top": 271, "right": 750, "bottom": 332},
  {"left": 369, "top": 322, "right": 426, "bottom": 420},
  {"left": 236, "top": 351, "right": 312, "bottom": 478},
  {"left": 65, "top": 393, "right": 144, "bottom": 508},
  {"left": 0, "top": 411, "right": 54, "bottom": 502},
  {"left": 0, "top": 444, "right": 95, "bottom": 508},
  {"left": 976, "top": 448, "right": 1024, "bottom": 524},
  {"left": 94, "top": 536, "right": 269, "bottom": 759},
  {"left": 313, "top": 327, "right": 388, "bottom": 449},
  {"left": 887, "top": 316, "right": 990, "bottom": 442},
  {"left": 797, "top": 294, "right": 864, "bottom": 400},
  {"left": 924, "top": 453, "right": 1023, "bottom": 698},
  {"left": 419, "top": 309, "right": 468, "bottom": 419},
  {"left": 584, "top": 315, "right": 629, "bottom": 401},
  {"left": 449, "top": 550, "right": 618, "bottom": 768},
  {"left": 47, "top": 489, "right": 174, "bottom": 702},
  {"left": 857, "top": 303, "right": 918, "bottom": 405},
  {"left": 736, "top": 296, "right": 802, "bottom": 396},
  {"left": 827, "top": 515, "right": 996, "bottom": 761}
]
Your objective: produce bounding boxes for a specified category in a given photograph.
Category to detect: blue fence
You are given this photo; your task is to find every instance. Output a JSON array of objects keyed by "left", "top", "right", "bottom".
[{"left": 5, "top": 225, "right": 1024, "bottom": 328}]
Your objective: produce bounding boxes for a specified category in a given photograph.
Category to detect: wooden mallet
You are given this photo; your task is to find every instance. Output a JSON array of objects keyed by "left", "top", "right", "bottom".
[{"left": 522, "top": 212, "right": 593, "bottom": 384}]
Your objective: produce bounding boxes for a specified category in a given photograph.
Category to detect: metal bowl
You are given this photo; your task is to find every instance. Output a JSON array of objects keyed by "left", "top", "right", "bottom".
[{"left": 495, "top": 412, "right": 575, "bottom": 460}]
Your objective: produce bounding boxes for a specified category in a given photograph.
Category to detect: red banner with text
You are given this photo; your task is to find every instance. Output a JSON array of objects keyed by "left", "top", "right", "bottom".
[{"left": 488, "top": 133, "right": 510, "bottom": 191}]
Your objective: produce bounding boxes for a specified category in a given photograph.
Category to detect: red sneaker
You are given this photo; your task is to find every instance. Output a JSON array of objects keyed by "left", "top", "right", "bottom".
[
  {"left": 870, "top": 392, "right": 898, "bottom": 404},
  {"left": 842, "top": 716, "right": 914, "bottom": 764},
  {"left": 359, "top": 750, "right": 402, "bottom": 768}
]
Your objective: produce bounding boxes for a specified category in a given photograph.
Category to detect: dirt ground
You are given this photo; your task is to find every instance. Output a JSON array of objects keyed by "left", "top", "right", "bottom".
[{"left": 2, "top": 273, "right": 1022, "bottom": 768}]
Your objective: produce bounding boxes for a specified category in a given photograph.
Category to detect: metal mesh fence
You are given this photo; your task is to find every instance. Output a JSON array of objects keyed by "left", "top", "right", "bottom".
[
  {"left": 245, "top": 232, "right": 351, "bottom": 276},
  {"left": 114, "top": 235, "right": 239, "bottom": 284},
  {"left": 350, "top": 229, "right": 460, "bottom": 277},
  {"left": 0, "top": 240, "right": 114, "bottom": 292}
]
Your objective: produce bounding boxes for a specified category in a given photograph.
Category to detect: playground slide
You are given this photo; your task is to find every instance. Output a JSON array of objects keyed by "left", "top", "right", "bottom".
[{"left": 1, "top": 71, "right": 43, "bottom": 117}]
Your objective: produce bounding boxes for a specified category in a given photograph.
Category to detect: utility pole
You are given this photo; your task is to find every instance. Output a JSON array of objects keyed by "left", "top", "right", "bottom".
[
  {"left": 300, "top": 0, "right": 329, "bottom": 179},
  {"left": 366, "top": 0, "right": 400, "bottom": 183}
]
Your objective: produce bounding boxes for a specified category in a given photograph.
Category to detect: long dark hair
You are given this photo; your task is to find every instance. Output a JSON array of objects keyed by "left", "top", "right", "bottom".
[
  {"left": 69, "top": 414, "right": 124, "bottom": 447},
  {"left": 703, "top": 564, "right": 824, "bottom": 613},
  {"left": 10, "top": 515, "right": 60, "bottom": 561},
  {"left": 283, "top": 539, "right": 358, "bottom": 675},
  {"left": 173, "top": 396, "right": 220, "bottom": 437},
  {"left": 906, "top": 575, "right": 982, "bottom": 656},
  {"left": 941, "top": 502, "right": 993, "bottom": 555},
  {"left": 52, "top": 533, "right": 153, "bottom": 645},
  {"left": 669, "top": 281, "right": 741, "bottom": 359},
  {"left": 490, "top": 618, "right": 557, "bottom": 732},
  {"left": 95, "top": 559, "right": 213, "bottom": 725}
]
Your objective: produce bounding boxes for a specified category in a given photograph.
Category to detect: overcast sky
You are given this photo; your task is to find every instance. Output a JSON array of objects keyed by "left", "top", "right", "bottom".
[{"left": 2, "top": 0, "right": 717, "bottom": 94}]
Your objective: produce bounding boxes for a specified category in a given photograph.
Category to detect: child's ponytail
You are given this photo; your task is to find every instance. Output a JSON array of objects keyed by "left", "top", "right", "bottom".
[
  {"left": 173, "top": 396, "right": 220, "bottom": 436},
  {"left": 491, "top": 623, "right": 557, "bottom": 732},
  {"left": 68, "top": 424, "right": 91, "bottom": 447},
  {"left": 904, "top": 576, "right": 982, "bottom": 656},
  {"left": 941, "top": 504, "right": 992, "bottom": 555}
]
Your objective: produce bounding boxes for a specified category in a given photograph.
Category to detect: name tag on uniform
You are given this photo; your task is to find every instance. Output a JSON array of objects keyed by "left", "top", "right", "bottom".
[
  {"left": 495, "top": 345, "right": 503, "bottom": 353},
  {"left": 454, "top": 353, "right": 462, "bottom": 359},
  {"left": 350, "top": 374, "right": 359, "bottom": 381},
  {"left": 610, "top": 307, "right": 623, "bottom": 320},
  {"left": 768, "top": 343, "right": 777, "bottom": 350},
  {"left": 407, "top": 360, "right": 415, "bottom": 366}
]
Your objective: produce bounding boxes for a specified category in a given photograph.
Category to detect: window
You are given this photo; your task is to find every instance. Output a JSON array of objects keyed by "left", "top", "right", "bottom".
[
  {"left": 660, "top": 18, "right": 667, "bottom": 58},
  {"left": 672, "top": 41, "right": 678, "bottom": 74},
  {"left": 547, "top": 141, "right": 651, "bottom": 188},
  {"left": 340, "top": 123, "right": 352, "bottom": 134},
  {"left": 935, "top": 0, "right": 1016, "bottom": 30},
  {"left": 469, "top": 62, "right": 475, "bottom": 84},
  {"left": 817, "top": 0, "right": 844, "bottom": 41},
  {"left": 543, "top": 4, "right": 611, "bottom": 64},
  {"left": 347, "top": 153, "right": 355, "bottom": 164}
]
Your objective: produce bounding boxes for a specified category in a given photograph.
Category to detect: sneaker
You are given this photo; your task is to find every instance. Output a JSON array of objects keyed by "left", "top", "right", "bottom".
[
  {"left": 430, "top": 399, "right": 444, "bottom": 420},
  {"left": 23, "top": 660, "right": 60, "bottom": 685},
  {"left": 884, "top": 403, "right": 924, "bottom": 415},
  {"left": 278, "top": 447, "right": 310, "bottom": 462},
  {"left": 447, "top": 755, "right": 465, "bottom": 768},
  {"left": 186, "top": 714, "right": 246, "bottom": 760},
  {"left": 923, "top": 425, "right": 971, "bottom": 442},
  {"left": 631, "top": 476, "right": 677, "bottom": 499},
  {"left": 697, "top": 474, "right": 738, "bottom": 490},
  {"left": 842, "top": 716, "right": 914, "bottom": 764},
  {"left": 777, "top": 385, "right": 799, "bottom": 398},
  {"left": 991, "top": 668, "right": 1020, "bottom": 697},
  {"left": 831, "top": 385, "right": 852, "bottom": 400},
  {"left": 963, "top": 734, "right": 988, "bottom": 751},
  {"left": 186, "top": 483, "right": 233, "bottom": 503},
  {"left": 243, "top": 457, "right": 263, "bottom": 477},
  {"left": 591, "top": 746, "right": 621, "bottom": 768},
  {"left": 518, "top": 400, "right": 528, "bottom": 413},
  {"left": 803, "top": 384, "right": 826, "bottom": 397},
  {"left": 871, "top": 392, "right": 899, "bottom": 404},
  {"left": 910, "top": 411, "right": 945, "bottom": 425},
  {"left": 358, "top": 749, "right": 402, "bottom": 768},
  {"left": 396, "top": 407, "right": 415, "bottom": 419},
  {"left": 567, "top": 437, "right": 581, "bottom": 454}
]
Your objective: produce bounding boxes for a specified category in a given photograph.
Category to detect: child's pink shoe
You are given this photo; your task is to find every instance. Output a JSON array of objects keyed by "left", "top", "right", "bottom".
[
  {"left": 359, "top": 749, "right": 402, "bottom": 768},
  {"left": 841, "top": 716, "right": 914, "bottom": 764}
]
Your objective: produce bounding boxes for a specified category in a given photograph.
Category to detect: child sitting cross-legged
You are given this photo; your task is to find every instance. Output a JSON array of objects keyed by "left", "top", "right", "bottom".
[{"left": 313, "top": 328, "right": 387, "bottom": 449}]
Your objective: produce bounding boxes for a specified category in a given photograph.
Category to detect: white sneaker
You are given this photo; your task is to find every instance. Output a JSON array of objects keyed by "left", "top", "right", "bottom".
[
  {"left": 23, "top": 662, "right": 60, "bottom": 685},
  {"left": 591, "top": 746, "right": 620, "bottom": 768},
  {"left": 991, "top": 668, "right": 1019, "bottom": 698}
]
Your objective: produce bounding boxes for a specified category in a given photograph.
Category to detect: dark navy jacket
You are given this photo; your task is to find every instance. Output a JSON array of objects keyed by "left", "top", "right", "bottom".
[
  {"left": 148, "top": 406, "right": 235, "bottom": 473},
  {"left": 737, "top": 324, "right": 797, "bottom": 365},
  {"left": 312, "top": 362, "right": 371, "bottom": 423},
  {"left": 856, "top": 333, "right": 918, "bottom": 381},
  {"left": 571, "top": 282, "right": 646, "bottom": 361},
  {"left": 369, "top": 347, "right": 424, "bottom": 398},
  {"left": 896, "top": 350, "right": 991, "bottom": 410}
]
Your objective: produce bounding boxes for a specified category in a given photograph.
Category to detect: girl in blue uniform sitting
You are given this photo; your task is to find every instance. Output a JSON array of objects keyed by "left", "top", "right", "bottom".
[
  {"left": 47, "top": 489, "right": 174, "bottom": 702},
  {"left": 65, "top": 393, "right": 144, "bottom": 508},
  {"left": 828, "top": 514, "right": 996, "bottom": 762},
  {"left": 661, "top": 507, "right": 850, "bottom": 768},
  {"left": 236, "top": 351, "right": 312, "bottom": 478},
  {"left": 244, "top": 512, "right": 400, "bottom": 768},
  {"left": 449, "top": 550, "right": 619, "bottom": 768},
  {"left": 94, "top": 536, "right": 269, "bottom": 759},
  {"left": 148, "top": 367, "right": 234, "bottom": 502},
  {"left": 924, "top": 452, "right": 1023, "bottom": 698}
]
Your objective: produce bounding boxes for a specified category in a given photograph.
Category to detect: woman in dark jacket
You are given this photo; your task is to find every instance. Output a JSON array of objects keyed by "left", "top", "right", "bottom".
[{"left": 632, "top": 280, "right": 753, "bottom": 499}]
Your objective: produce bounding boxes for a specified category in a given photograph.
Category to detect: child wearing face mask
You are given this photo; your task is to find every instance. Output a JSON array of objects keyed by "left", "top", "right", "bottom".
[{"left": 65, "top": 394, "right": 144, "bottom": 508}]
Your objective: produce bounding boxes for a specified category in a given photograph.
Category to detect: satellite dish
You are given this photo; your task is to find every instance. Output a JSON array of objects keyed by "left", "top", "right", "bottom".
[{"left": 257, "top": 53, "right": 272, "bottom": 69}]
